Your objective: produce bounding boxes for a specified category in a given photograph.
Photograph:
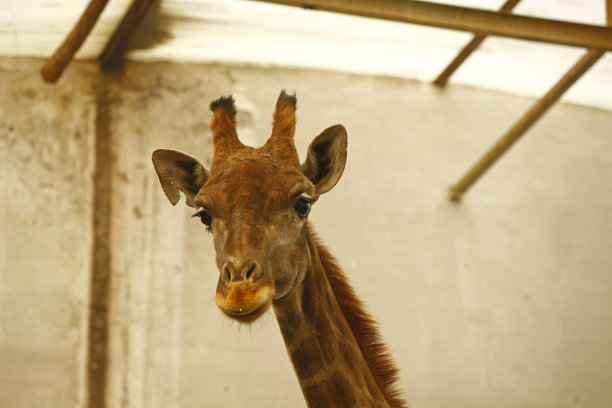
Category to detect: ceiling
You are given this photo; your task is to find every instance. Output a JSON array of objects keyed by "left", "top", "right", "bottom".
[{"left": 2, "top": 0, "right": 611, "bottom": 111}]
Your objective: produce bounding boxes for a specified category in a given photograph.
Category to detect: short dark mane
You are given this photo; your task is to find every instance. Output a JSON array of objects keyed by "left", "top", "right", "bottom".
[{"left": 309, "top": 228, "right": 408, "bottom": 408}]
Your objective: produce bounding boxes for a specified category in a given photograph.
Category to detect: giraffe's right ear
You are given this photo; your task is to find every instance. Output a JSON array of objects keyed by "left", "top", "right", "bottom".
[{"left": 152, "top": 149, "right": 209, "bottom": 207}]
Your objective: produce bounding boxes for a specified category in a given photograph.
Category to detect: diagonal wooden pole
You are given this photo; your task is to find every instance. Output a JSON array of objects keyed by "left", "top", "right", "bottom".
[
  {"left": 448, "top": 48, "right": 605, "bottom": 201},
  {"left": 40, "top": 0, "right": 110, "bottom": 83},
  {"left": 100, "top": 0, "right": 156, "bottom": 69},
  {"left": 433, "top": 0, "right": 521, "bottom": 86}
]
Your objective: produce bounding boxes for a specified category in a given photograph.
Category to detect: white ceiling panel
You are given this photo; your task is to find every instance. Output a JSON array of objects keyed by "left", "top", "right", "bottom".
[{"left": 2, "top": 0, "right": 611, "bottom": 111}]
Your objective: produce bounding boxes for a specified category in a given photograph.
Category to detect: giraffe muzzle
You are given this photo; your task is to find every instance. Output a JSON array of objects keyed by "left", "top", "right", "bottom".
[{"left": 215, "top": 259, "right": 275, "bottom": 323}]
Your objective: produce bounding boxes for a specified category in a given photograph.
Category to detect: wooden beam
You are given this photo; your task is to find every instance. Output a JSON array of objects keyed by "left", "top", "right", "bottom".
[
  {"left": 433, "top": 0, "right": 521, "bottom": 86},
  {"left": 40, "top": 0, "right": 110, "bottom": 83},
  {"left": 448, "top": 49, "right": 605, "bottom": 201},
  {"left": 100, "top": 0, "right": 157, "bottom": 69},
  {"left": 608, "top": 0, "right": 612, "bottom": 26},
  {"left": 252, "top": 0, "right": 612, "bottom": 50}
]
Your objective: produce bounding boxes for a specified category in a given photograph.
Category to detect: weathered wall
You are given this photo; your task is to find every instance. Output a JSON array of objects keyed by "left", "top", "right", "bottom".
[
  {"left": 1, "top": 58, "right": 611, "bottom": 408},
  {"left": 0, "top": 59, "right": 95, "bottom": 407}
]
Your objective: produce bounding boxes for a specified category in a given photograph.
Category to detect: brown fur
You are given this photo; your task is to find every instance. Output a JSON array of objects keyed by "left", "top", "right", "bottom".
[
  {"left": 272, "top": 103, "right": 296, "bottom": 139},
  {"left": 310, "top": 228, "right": 408, "bottom": 408}
]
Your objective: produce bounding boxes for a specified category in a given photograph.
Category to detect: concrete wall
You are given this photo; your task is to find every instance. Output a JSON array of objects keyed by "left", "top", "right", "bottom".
[
  {"left": 1, "top": 58, "right": 611, "bottom": 408},
  {"left": 0, "top": 59, "right": 95, "bottom": 407}
]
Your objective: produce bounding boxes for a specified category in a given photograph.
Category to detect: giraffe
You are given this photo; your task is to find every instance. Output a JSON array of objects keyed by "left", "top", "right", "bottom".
[{"left": 152, "top": 91, "right": 407, "bottom": 408}]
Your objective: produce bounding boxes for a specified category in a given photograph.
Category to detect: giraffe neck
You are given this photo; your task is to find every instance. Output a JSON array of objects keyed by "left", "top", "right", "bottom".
[{"left": 272, "top": 227, "right": 390, "bottom": 408}]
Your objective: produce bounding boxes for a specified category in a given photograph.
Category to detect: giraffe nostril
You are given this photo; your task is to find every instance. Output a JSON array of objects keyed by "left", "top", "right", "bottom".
[
  {"left": 222, "top": 266, "right": 231, "bottom": 285},
  {"left": 244, "top": 261, "right": 263, "bottom": 282},
  {"left": 245, "top": 264, "right": 255, "bottom": 281},
  {"left": 223, "top": 260, "right": 261, "bottom": 283}
]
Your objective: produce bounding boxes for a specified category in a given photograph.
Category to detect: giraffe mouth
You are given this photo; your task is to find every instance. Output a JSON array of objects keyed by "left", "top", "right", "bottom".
[
  {"left": 222, "top": 299, "right": 272, "bottom": 324},
  {"left": 215, "top": 284, "right": 274, "bottom": 324}
]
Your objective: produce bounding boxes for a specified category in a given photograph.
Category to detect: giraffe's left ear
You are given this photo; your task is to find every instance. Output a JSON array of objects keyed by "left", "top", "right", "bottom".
[
  {"left": 152, "top": 149, "right": 209, "bottom": 207},
  {"left": 301, "top": 124, "right": 347, "bottom": 194}
]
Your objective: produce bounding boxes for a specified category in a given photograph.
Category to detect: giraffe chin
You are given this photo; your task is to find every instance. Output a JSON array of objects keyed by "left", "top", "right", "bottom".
[{"left": 215, "top": 285, "right": 274, "bottom": 324}]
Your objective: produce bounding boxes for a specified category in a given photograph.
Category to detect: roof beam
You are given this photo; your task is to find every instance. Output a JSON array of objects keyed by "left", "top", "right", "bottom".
[
  {"left": 40, "top": 0, "right": 110, "bottom": 83},
  {"left": 447, "top": 0, "right": 610, "bottom": 200},
  {"left": 252, "top": 0, "right": 612, "bottom": 50},
  {"left": 100, "top": 0, "right": 157, "bottom": 69},
  {"left": 433, "top": 0, "right": 521, "bottom": 86},
  {"left": 448, "top": 48, "right": 605, "bottom": 201}
]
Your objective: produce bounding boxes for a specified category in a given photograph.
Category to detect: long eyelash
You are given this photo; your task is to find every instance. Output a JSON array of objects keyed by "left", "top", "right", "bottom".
[{"left": 192, "top": 210, "right": 212, "bottom": 232}]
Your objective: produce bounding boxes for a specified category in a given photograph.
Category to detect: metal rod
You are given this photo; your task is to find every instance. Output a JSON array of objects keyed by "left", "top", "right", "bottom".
[
  {"left": 448, "top": 49, "right": 605, "bottom": 201},
  {"left": 100, "top": 0, "right": 156, "bottom": 69},
  {"left": 252, "top": 0, "right": 612, "bottom": 50},
  {"left": 433, "top": 0, "right": 521, "bottom": 86},
  {"left": 40, "top": 0, "right": 110, "bottom": 83}
]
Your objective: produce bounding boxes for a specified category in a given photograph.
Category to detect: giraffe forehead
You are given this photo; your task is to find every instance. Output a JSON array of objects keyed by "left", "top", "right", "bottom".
[{"left": 205, "top": 153, "right": 306, "bottom": 209}]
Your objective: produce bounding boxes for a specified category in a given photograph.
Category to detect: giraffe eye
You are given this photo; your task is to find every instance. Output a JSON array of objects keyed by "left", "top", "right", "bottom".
[
  {"left": 294, "top": 196, "right": 311, "bottom": 219},
  {"left": 192, "top": 209, "right": 212, "bottom": 229}
]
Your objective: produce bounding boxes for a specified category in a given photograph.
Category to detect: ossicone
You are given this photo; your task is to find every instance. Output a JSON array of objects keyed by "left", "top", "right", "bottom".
[
  {"left": 210, "top": 95, "right": 237, "bottom": 116},
  {"left": 209, "top": 94, "right": 244, "bottom": 159},
  {"left": 276, "top": 90, "right": 296, "bottom": 109},
  {"left": 263, "top": 90, "right": 299, "bottom": 164}
]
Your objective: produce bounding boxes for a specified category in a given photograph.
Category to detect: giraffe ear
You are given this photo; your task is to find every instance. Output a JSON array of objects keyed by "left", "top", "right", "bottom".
[
  {"left": 152, "top": 149, "right": 209, "bottom": 207},
  {"left": 301, "top": 124, "right": 347, "bottom": 194}
]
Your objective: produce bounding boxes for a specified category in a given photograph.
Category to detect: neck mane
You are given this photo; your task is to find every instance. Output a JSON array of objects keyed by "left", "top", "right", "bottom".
[{"left": 273, "top": 224, "right": 407, "bottom": 408}]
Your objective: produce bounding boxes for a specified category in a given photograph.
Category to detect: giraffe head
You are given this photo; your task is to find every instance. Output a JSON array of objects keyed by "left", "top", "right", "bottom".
[{"left": 152, "top": 92, "right": 347, "bottom": 323}]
